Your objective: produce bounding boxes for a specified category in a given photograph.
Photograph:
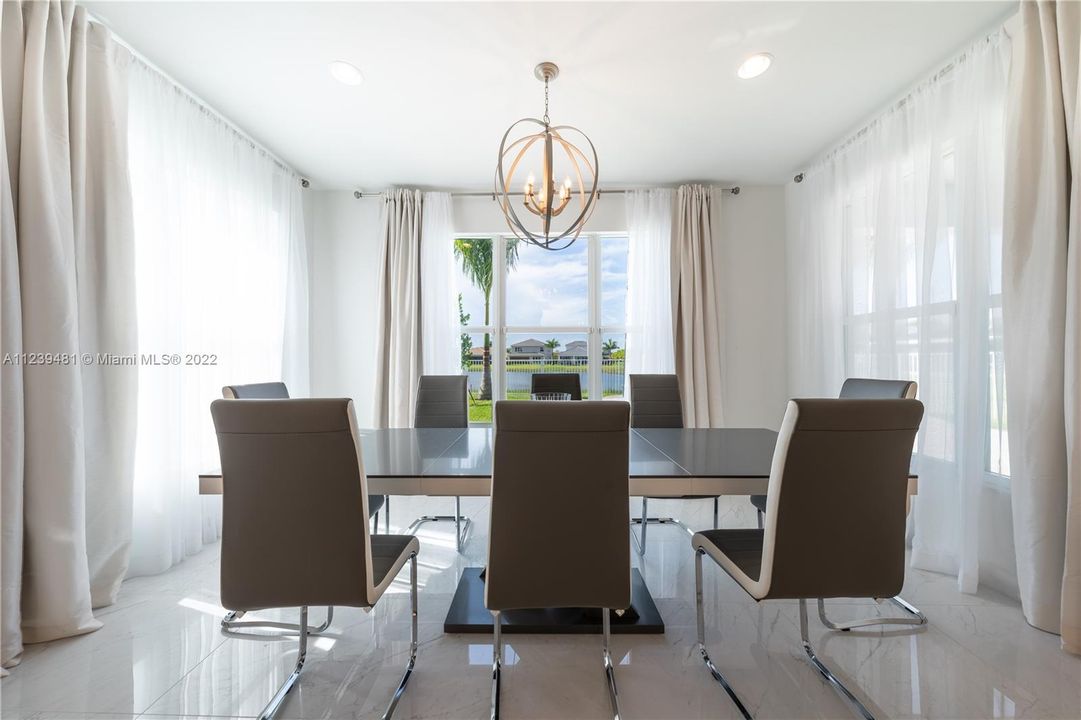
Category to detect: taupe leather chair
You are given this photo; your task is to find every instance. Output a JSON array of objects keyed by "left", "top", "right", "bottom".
[
  {"left": 222, "top": 382, "right": 290, "bottom": 399},
  {"left": 693, "top": 398, "right": 924, "bottom": 720},
  {"left": 223, "top": 383, "right": 386, "bottom": 529},
  {"left": 749, "top": 377, "right": 924, "bottom": 634},
  {"left": 486, "top": 400, "right": 630, "bottom": 720},
  {"left": 530, "top": 372, "right": 582, "bottom": 400},
  {"left": 749, "top": 378, "right": 917, "bottom": 524},
  {"left": 211, "top": 398, "right": 420, "bottom": 720},
  {"left": 628, "top": 374, "right": 720, "bottom": 555},
  {"left": 219, "top": 383, "right": 387, "bottom": 638},
  {"left": 406, "top": 375, "right": 471, "bottom": 551}
]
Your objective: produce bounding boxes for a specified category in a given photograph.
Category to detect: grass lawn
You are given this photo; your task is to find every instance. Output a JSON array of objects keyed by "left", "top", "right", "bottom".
[
  {"left": 467, "top": 389, "right": 624, "bottom": 424},
  {"left": 466, "top": 361, "right": 625, "bottom": 374}
]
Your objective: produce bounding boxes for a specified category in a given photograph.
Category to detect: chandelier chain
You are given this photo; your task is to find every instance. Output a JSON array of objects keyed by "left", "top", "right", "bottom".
[{"left": 543, "top": 77, "right": 550, "bottom": 125}]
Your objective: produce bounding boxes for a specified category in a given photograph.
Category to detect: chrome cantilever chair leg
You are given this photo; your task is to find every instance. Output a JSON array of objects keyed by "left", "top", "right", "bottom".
[
  {"left": 252, "top": 554, "right": 418, "bottom": 720},
  {"left": 630, "top": 497, "right": 695, "bottom": 556},
  {"left": 799, "top": 599, "right": 875, "bottom": 720},
  {"left": 489, "top": 607, "right": 623, "bottom": 720},
  {"left": 256, "top": 607, "right": 309, "bottom": 720},
  {"left": 490, "top": 610, "right": 503, "bottom": 720},
  {"left": 408, "top": 496, "right": 472, "bottom": 551},
  {"left": 602, "top": 608, "right": 623, "bottom": 720},
  {"left": 694, "top": 550, "right": 753, "bottom": 719},
  {"left": 382, "top": 552, "right": 419, "bottom": 719},
  {"left": 222, "top": 606, "right": 334, "bottom": 635},
  {"left": 817, "top": 595, "right": 927, "bottom": 631}
]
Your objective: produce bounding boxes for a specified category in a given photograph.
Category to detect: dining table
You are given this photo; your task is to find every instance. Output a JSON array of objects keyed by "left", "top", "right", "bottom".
[{"left": 199, "top": 426, "right": 918, "bottom": 634}]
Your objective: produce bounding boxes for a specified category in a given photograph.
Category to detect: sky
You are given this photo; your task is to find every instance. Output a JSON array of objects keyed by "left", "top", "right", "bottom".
[{"left": 456, "top": 236, "right": 627, "bottom": 350}]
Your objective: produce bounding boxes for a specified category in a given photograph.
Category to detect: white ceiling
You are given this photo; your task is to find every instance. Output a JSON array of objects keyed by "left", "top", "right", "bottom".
[{"left": 86, "top": 1, "right": 1014, "bottom": 189}]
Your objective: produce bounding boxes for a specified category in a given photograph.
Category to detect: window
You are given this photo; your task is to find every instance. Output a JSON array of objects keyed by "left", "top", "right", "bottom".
[
  {"left": 841, "top": 148, "right": 1009, "bottom": 481},
  {"left": 454, "top": 234, "right": 628, "bottom": 423}
]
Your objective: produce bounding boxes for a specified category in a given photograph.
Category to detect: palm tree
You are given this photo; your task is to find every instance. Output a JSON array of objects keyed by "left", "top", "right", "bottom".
[
  {"left": 602, "top": 338, "right": 620, "bottom": 357},
  {"left": 543, "top": 338, "right": 561, "bottom": 356},
  {"left": 453, "top": 238, "right": 520, "bottom": 400}
]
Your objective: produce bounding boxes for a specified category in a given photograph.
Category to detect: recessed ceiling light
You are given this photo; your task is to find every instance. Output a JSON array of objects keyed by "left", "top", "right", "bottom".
[
  {"left": 737, "top": 53, "right": 773, "bottom": 80},
  {"left": 329, "top": 60, "right": 364, "bottom": 86}
]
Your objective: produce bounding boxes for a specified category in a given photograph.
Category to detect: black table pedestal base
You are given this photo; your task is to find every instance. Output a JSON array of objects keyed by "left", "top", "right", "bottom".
[{"left": 443, "top": 567, "right": 665, "bottom": 634}]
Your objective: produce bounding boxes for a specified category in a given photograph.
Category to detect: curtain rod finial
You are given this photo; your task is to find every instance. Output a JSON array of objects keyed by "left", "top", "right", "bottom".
[
  {"left": 300, "top": 178, "right": 310, "bottom": 188},
  {"left": 354, "top": 190, "right": 362, "bottom": 199},
  {"left": 794, "top": 173, "right": 805, "bottom": 183}
]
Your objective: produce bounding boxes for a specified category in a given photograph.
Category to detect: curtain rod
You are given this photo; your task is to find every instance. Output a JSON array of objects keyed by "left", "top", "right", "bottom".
[
  {"left": 793, "top": 24, "right": 1005, "bottom": 182},
  {"left": 352, "top": 186, "right": 741, "bottom": 199}
]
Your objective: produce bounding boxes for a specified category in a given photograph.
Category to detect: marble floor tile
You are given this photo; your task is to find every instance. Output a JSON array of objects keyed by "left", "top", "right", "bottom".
[{"left": 3, "top": 495, "right": 1078, "bottom": 719}]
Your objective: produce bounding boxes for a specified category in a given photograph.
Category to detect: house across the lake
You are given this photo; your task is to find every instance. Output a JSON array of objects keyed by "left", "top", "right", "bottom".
[
  {"left": 562, "top": 340, "right": 588, "bottom": 359},
  {"left": 508, "top": 338, "right": 552, "bottom": 360}
]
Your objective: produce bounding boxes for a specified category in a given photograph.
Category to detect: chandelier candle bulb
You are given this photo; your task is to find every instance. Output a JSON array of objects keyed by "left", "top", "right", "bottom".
[{"left": 495, "top": 61, "right": 599, "bottom": 251}]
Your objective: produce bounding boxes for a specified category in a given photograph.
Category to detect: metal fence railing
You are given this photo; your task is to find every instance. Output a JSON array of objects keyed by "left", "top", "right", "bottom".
[{"left": 464, "top": 358, "right": 625, "bottom": 398}]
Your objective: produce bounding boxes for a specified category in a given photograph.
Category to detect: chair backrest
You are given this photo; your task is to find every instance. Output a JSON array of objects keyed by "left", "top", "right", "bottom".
[
  {"left": 530, "top": 372, "right": 582, "bottom": 400},
  {"left": 757, "top": 398, "right": 924, "bottom": 600},
  {"left": 485, "top": 401, "right": 631, "bottom": 611},
  {"left": 414, "top": 375, "right": 468, "bottom": 428},
  {"left": 222, "top": 382, "right": 290, "bottom": 399},
  {"left": 839, "top": 377, "right": 917, "bottom": 400},
  {"left": 628, "top": 374, "right": 684, "bottom": 428},
  {"left": 210, "top": 398, "right": 380, "bottom": 610}
]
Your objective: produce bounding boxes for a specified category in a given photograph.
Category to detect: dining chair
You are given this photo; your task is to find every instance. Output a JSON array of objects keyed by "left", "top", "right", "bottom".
[
  {"left": 211, "top": 398, "right": 420, "bottom": 720},
  {"left": 749, "top": 378, "right": 918, "bottom": 526},
  {"left": 224, "top": 382, "right": 387, "bottom": 527},
  {"left": 221, "top": 382, "right": 290, "bottom": 399},
  {"left": 486, "top": 400, "right": 630, "bottom": 720},
  {"left": 406, "top": 375, "right": 471, "bottom": 551},
  {"left": 627, "top": 374, "right": 720, "bottom": 555},
  {"left": 530, "top": 372, "right": 583, "bottom": 400},
  {"left": 219, "top": 382, "right": 387, "bottom": 637},
  {"left": 749, "top": 377, "right": 925, "bottom": 632},
  {"left": 693, "top": 398, "right": 924, "bottom": 720}
]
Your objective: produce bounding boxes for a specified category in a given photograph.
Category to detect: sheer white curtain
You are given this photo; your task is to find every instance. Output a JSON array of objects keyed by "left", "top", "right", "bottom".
[
  {"left": 126, "top": 59, "right": 309, "bottom": 576},
  {"left": 785, "top": 167, "right": 845, "bottom": 398},
  {"left": 420, "top": 192, "right": 460, "bottom": 376},
  {"left": 786, "top": 31, "right": 1010, "bottom": 594},
  {"left": 625, "top": 189, "right": 675, "bottom": 379}
]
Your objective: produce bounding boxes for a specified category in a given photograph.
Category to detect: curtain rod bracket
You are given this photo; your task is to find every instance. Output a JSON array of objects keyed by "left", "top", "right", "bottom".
[
  {"left": 793, "top": 173, "right": 805, "bottom": 184},
  {"left": 300, "top": 178, "right": 310, "bottom": 188}
]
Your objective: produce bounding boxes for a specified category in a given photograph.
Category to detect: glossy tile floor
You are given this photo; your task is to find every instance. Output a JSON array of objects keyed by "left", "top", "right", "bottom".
[{"left": 2, "top": 496, "right": 1078, "bottom": 720}]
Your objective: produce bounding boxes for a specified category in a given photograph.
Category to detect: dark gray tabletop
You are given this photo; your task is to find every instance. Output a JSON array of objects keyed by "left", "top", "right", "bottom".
[
  {"left": 357, "top": 428, "right": 467, "bottom": 476},
  {"left": 358, "top": 427, "right": 779, "bottom": 478},
  {"left": 634, "top": 428, "right": 778, "bottom": 478}
]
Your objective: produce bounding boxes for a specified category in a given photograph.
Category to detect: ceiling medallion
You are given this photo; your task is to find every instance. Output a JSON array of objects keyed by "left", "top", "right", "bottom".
[{"left": 495, "top": 62, "right": 599, "bottom": 251}]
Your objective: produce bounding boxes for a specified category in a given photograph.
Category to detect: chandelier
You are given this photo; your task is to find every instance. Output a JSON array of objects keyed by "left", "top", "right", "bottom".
[{"left": 495, "top": 62, "right": 599, "bottom": 251}]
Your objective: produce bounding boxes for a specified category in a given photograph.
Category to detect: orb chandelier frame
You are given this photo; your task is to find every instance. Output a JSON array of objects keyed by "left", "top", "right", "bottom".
[{"left": 495, "top": 62, "right": 599, "bottom": 251}]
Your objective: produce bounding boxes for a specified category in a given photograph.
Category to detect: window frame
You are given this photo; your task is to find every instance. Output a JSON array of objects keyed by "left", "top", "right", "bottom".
[
  {"left": 457, "top": 232, "right": 627, "bottom": 410},
  {"left": 839, "top": 148, "right": 1009, "bottom": 488}
]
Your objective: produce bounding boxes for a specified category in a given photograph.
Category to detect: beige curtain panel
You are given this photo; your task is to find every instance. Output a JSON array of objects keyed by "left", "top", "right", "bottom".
[
  {"left": 1, "top": 1, "right": 138, "bottom": 670},
  {"left": 674, "top": 184, "right": 725, "bottom": 428},
  {"left": 373, "top": 189, "right": 423, "bottom": 428},
  {"left": 1003, "top": 0, "right": 1080, "bottom": 654}
]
